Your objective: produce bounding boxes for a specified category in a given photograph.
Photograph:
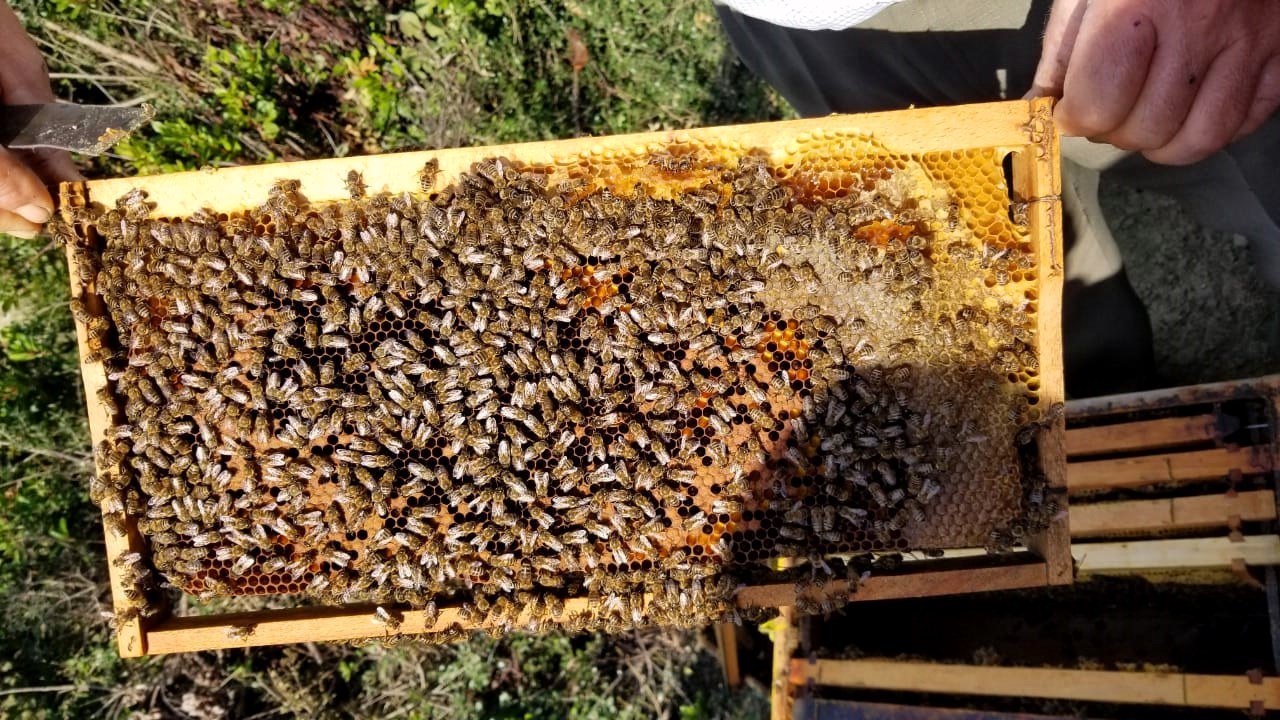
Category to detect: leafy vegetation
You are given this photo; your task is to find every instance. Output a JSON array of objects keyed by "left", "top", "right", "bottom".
[
  {"left": 25, "top": 0, "right": 787, "bottom": 172},
  {"left": 1, "top": 0, "right": 786, "bottom": 716}
]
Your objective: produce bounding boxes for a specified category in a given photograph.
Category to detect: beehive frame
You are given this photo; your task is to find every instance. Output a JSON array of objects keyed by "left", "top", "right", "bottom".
[{"left": 62, "top": 99, "right": 1067, "bottom": 657}]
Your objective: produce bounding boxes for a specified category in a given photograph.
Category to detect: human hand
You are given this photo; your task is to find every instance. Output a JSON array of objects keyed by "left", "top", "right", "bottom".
[
  {"left": 1028, "top": 0, "right": 1280, "bottom": 165},
  {"left": 0, "top": 3, "right": 81, "bottom": 238}
]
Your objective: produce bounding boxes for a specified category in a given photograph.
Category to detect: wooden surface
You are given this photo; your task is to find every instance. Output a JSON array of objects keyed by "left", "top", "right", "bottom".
[
  {"left": 768, "top": 371, "right": 1280, "bottom": 715},
  {"left": 713, "top": 623, "right": 741, "bottom": 688},
  {"left": 144, "top": 560, "right": 1053, "bottom": 654},
  {"left": 147, "top": 595, "right": 598, "bottom": 654},
  {"left": 1022, "top": 99, "right": 1071, "bottom": 588},
  {"left": 923, "top": 533, "right": 1280, "bottom": 573},
  {"left": 737, "top": 561, "right": 1048, "bottom": 608},
  {"left": 1184, "top": 674, "right": 1280, "bottom": 710},
  {"left": 1066, "top": 374, "right": 1280, "bottom": 420},
  {"left": 78, "top": 100, "right": 1058, "bottom": 216},
  {"left": 787, "top": 659, "right": 1280, "bottom": 710},
  {"left": 1067, "top": 446, "right": 1273, "bottom": 494},
  {"left": 1070, "top": 490, "right": 1277, "bottom": 537},
  {"left": 1066, "top": 414, "right": 1218, "bottom": 457},
  {"left": 66, "top": 99, "right": 1068, "bottom": 655},
  {"left": 853, "top": 562, "right": 1050, "bottom": 601},
  {"left": 770, "top": 607, "right": 800, "bottom": 720},
  {"left": 61, "top": 182, "right": 147, "bottom": 657},
  {"left": 1074, "top": 535, "right": 1280, "bottom": 574}
]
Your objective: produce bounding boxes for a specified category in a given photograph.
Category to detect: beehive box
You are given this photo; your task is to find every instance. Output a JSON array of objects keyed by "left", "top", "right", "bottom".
[{"left": 57, "top": 99, "right": 1068, "bottom": 657}]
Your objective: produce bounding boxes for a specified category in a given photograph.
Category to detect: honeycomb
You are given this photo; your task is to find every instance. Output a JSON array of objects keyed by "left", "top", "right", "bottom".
[{"left": 61, "top": 129, "right": 1059, "bottom": 635}]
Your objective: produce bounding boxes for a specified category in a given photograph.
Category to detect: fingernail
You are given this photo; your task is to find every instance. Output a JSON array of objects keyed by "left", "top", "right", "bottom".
[
  {"left": 2, "top": 228, "right": 39, "bottom": 239},
  {"left": 15, "top": 204, "right": 52, "bottom": 224}
]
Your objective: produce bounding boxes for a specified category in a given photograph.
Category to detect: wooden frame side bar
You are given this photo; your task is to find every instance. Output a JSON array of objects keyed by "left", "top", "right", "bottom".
[
  {"left": 1066, "top": 414, "right": 1219, "bottom": 457},
  {"left": 713, "top": 623, "right": 742, "bottom": 688},
  {"left": 770, "top": 607, "right": 800, "bottom": 720},
  {"left": 61, "top": 184, "right": 148, "bottom": 657},
  {"left": 1021, "top": 97, "right": 1071, "bottom": 587},
  {"left": 1070, "top": 490, "right": 1277, "bottom": 538},
  {"left": 1067, "top": 446, "right": 1273, "bottom": 494},
  {"left": 787, "top": 659, "right": 1280, "bottom": 710}
]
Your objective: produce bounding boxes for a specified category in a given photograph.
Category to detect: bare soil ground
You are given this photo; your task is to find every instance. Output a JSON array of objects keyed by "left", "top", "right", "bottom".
[{"left": 1101, "top": 180, "right": 1280, "bottom": 386}]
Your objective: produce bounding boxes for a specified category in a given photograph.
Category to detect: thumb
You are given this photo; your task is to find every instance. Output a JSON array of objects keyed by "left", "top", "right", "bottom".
[
  {"left": 0, "top": 144, "right": 54, "bottom": 236},
  {"left": 1026, "top": 0, "right": 1090, "bottom": 99},
  {"left": 17, "top": 146, "right": 84, "bottom": 186}
]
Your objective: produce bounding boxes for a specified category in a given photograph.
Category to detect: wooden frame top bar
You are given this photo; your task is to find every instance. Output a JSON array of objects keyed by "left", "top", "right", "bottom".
[
  {"left": 1066, "top": 374, "right": 1280, "bottom": 420},
  {"left": 79, "top": 100, "right": 1058, "bottom": 217}
]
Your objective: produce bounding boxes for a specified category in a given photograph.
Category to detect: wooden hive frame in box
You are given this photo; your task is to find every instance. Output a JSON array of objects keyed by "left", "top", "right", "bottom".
[
  {"left": 61, "top": 98, "right": 1067, "bottom": 657},
  {"left": 763, "top": 374, "right": 1280, "bottom": 720}
]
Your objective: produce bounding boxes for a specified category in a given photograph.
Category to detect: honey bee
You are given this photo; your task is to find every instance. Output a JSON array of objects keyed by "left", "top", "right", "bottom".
[
  {"left": 346, "top": 170, "right": 367, "bottom": 200},
  {"left": 649, "top": 153, "right": 696, "bottom": 173},
  {"left": 985, "top": 527, "right": 1015, "bottom": 553},
  {"left": 373, "top": 605, "right": 403, "bottom": 632},
  {"left": 1021, "top": 350, "right": 1041, "bottom": 373},
  {"left": 917, "top": 477, "right": 942, "bottom": 504},
  {"left": 711, "top": 499, "right": 742, "bottom": 515},
  {"left": 117, "top": 188, "right": 152, "bottom": 221},
  {"left": 778, "top": 525, "right": 806, "bottom": 541},
  {"left": 225, "top": 623, "right": 257, "bottom": 641},
  {"left": 419, "top": 159, "right": 440, "bottom": 191}
]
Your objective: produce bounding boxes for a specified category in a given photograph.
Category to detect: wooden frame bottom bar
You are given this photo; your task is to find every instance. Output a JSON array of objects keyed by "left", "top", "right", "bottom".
[
  {"left": 156, "top": 533, "right": 1280, "bottom": 654},
  {"left": 147, "top": 597, "right": 590, "bottom": 655},
  {"left": 738, "top": 560, "right": 1049, "bottom": 608},
  {"left": 140, "top": 560, "right": 1052, "bottom": 655},
  {"left": 788, "top": 659, "right": 1280, "bottom": 711}
]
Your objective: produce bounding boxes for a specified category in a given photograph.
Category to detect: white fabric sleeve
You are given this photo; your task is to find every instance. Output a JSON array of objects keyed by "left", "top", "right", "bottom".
[{"left": 714, "top": 0, "right": 905, "bottom": 31}]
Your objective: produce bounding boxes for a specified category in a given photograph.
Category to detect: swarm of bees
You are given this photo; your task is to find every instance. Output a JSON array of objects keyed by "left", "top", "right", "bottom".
[{"left": 61, "top": 137, "right": 1057, "bottom": 639}]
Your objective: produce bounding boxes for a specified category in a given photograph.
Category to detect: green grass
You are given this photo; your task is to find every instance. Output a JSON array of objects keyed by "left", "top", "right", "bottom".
[
  {"left": 0, "top": 0, "right": 786, "bottom": 716},
  {"left": 23, "top": 0, "right": 787, "bottom": 173}
]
